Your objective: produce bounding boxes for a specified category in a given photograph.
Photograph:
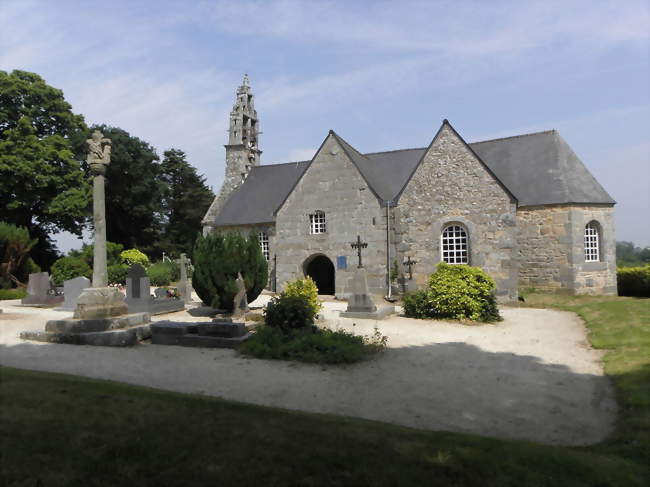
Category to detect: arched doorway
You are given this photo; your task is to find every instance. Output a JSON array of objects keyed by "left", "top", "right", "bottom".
[{"left": 304, "top": 255, "right": 335, "bottom": 295}]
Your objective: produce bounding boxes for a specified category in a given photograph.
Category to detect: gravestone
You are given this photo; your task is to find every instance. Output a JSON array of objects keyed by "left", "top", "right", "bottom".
[
  {"left": 62, "top": 276, "right": 91, "bottom": 311},
  {"left": 339, "top": 236, "right": 394, "bottom": 320},
  {"left": 232, "top": 272, "right": 249, "bottom": 318},
  {"left": 21, "top": 272, "right": 63, "bottom": 306},
  {"left": 178, "top": 253, "right": 194, "bottom": 304},
  {"left": 154, "top": 288, "right": 168, "bottom": 299},
  {"left": 340, "top": 267, "right": 394, "bottom": 320},
  {"left": 125, "top": 264, "right": 184, "bottom": 315}
]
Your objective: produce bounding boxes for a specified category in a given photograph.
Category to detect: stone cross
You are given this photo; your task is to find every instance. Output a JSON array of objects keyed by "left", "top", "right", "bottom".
[
  {"left": 350, "top": 235, "right": 368, "bottom": 269},
  {"left": 86, "top": 130, "right": 112, "bottom": 287},
  {"left": 403, "top": 256, "right": 418, "bottom": 280}
]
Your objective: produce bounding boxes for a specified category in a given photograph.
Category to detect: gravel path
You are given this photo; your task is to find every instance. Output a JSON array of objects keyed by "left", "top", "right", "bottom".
[{"left": 0, "top": 297, "right": 616, "bottom": 446}]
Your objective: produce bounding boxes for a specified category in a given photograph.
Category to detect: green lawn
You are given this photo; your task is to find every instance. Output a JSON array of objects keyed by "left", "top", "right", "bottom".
[{"left": 1, "top": 294, "right": 648, "bottom": 486}]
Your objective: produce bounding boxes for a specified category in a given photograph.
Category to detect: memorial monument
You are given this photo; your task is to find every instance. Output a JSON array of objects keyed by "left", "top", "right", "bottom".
[
  {"left": 20, "top": 131, "right": 150, "bottom": 346},
  {"left": 340, "top": 235, "right": 394, "bottom": 320}
]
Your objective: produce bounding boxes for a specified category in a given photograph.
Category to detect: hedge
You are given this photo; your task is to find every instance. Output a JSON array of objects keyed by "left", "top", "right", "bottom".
[{"left": 617, "top": 265, "right": 650, "bottom": 297}]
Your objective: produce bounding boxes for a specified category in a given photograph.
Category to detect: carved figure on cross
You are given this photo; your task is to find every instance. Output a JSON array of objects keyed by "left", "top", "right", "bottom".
[
  {"left": 350, "top": 235, "right": 368, "bottom": 268},
  {"left": 403, "top": 255, "right": 418, "bottom": 280}
]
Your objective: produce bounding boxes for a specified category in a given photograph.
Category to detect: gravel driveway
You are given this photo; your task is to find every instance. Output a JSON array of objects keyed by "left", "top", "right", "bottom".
[{"left": 0, "top": 297, "right": 616, "bottom": 446}]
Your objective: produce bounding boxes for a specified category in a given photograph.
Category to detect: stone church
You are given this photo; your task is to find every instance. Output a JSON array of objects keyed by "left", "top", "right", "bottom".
[{"left": 202, "top": 76, "right": 617, "bottom": 301}]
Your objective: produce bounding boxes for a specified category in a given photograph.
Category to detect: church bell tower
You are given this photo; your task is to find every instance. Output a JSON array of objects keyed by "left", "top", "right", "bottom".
[{"left": 202, "top": 74, "right": 262, "bottom": 232}]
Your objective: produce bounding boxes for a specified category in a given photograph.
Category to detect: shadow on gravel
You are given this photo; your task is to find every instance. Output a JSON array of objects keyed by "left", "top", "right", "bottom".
[{"left": 0, "top": 337, "right": 617, "bottom": 446}]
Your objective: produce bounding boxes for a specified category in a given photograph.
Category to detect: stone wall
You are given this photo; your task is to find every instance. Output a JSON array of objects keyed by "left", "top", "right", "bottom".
[
  {"left": 395, "top": 123, "right": 519, "bottom": 302},
  {"left": 274, "top": 134, "right": 390, "bottom": 297},
  {"left": 516, "top": 205, "right": 616, "bottom": 295}
]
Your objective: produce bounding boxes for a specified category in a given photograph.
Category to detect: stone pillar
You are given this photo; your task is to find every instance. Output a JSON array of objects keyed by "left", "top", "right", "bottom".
[{"left": 92, "top": 174, "right": 108, "bottom": 287}]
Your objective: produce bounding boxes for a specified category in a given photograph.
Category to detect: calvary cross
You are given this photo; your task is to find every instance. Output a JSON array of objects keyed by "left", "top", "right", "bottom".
[
  {"left": 350, "top": 235, "right": 368, "bottom": 268},
  {"left": 403, "top": 256, "right": 418, "bottom": 280}
]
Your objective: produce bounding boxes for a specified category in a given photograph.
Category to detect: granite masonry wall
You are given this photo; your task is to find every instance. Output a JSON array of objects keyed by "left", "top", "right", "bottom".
[
  {"left": 395, "top": 124, "right": 519, "bottom": 302},
  {"left": 517, "top": 204, "right": 616, "bottom": 294},
  {"left": 274, "top": 134, "right": 390, "bottom": 297}
]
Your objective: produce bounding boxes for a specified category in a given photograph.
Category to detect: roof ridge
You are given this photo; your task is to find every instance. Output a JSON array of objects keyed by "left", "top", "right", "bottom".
[
  {"left": 470, "top": 129, "right": 557, "bottom": 145},
  {"left": 259, "top": 160, "right": 310, "bottom": 168},
  {"left": 363, "top": 147, "right": 427, "bottom": 156}
]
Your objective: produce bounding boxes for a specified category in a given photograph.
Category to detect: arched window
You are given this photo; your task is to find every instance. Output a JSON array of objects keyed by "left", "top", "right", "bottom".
[
  {"left": 309, "top": 211, "right": 326, "bottom": 234},
  {"left": 584, "top": 222, "right": 600, "bottom": 262},
  {"left": 441, "top": 224, "right": 469, "bottom": 264},
  {"left": 258, "top": 231, "right": 269, "bottom": 260}
]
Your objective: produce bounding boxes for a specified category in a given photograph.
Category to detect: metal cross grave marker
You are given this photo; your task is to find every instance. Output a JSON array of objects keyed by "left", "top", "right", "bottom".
[
  {"left": 350, "top": 235, "right": 368, "bottom": 268},
  {"left": 403, "top": 256, "right": 418, "bottom": 280}
]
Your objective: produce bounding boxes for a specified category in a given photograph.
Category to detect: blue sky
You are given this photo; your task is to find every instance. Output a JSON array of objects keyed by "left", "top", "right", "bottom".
[{"left": 1, "top": 0, "right": 649, "bottom": 249}]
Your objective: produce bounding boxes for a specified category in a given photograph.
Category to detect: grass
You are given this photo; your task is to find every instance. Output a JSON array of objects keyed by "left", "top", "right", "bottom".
[
  {"left": 522, "top": 293, "right": 650, "bottom": 465},
  {"left": 1, "top": 293, "right": 648, "bottom": 486},
  {"left": 0, "top": 288, "right": 26, "bottom": 300}
]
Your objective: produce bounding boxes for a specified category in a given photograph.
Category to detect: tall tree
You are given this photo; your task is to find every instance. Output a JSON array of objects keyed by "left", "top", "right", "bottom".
[
  {"left": 72, "top": 125, "right": 164, "bottom": 254},
  {"left": 0, "top": 70, "right": 90, "bottom": 269},
  {"left": 158, "top": 149, "right": 215, "bottom": 257}
]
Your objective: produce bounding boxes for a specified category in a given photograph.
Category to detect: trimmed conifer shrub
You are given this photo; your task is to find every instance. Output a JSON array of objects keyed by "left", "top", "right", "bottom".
[{"left": 192, "top": 231, "right": 268, "bottom": 310}]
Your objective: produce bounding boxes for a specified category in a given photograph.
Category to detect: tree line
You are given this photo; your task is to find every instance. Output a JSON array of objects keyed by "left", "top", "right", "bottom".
[{"left": 0, "top": 70, "right": 214, "bottom": 271}]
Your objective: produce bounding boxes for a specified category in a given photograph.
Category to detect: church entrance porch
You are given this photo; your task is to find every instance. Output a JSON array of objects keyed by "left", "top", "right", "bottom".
[{"left": 304, "top": 255, "right": 335, "bottom": 295}]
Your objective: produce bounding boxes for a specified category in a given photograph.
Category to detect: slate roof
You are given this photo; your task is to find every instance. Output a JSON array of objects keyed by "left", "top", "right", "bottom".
[{"left": 213, "top": 127, "right": 615, "bottom": 226}]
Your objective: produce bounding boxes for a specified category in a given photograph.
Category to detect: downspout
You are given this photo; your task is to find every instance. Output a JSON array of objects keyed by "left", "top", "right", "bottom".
[{"left": 385, "top": 200, "right": 392, "bottom": 299}]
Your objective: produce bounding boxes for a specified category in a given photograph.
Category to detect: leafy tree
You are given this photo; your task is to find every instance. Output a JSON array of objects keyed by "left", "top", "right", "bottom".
[
  {"left": 193, "top": 231, "right": 268, "bottom": 310},
  {"left": 158, "top": 149, "right": 214, "bottom": 257},
  {"left": 616, "top": 241, "right": 650, "bottom": 267},
  {"left": 50, "top": 256, "right": 92, "bottom": 286},
  {"left": 71, "top": 125, "right": 163, "bottom": 254},
  {"left": 0, "top": 70, "right": 90, "bottom": 269},
  {"left": 68, "top": 241, "right": 124, "bottom": 268},
  {"left": 0, "top": 222, "right": 39, "bottom": 288}
]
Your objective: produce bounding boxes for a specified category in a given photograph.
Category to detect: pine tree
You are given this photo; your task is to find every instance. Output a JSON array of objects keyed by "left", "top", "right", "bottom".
[{"left": 158, "top": 149, "right": 214, "bottom": 258}]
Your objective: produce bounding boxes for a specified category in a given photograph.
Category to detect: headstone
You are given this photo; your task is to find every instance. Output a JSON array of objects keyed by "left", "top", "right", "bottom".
[
  {"left": 62, "top": 276, "right": 91, "bottom": 311},
  {"left": 126, "top": 264, "right": 149, "bottom": 300},
  {"left": 125, "top": 264, "right": 184, "bottom": 315},
  {"left": 21, "top": 272, "right": 63, "bottom": 306},
  {"left": 178, "top": 253, "right": 194, "bottom": 304},
  {"left": 340, "top": 267, "right": 394, "bottom": 320},
  {"left": 232, "top": 272, "right": 249, "bottom": 318}
]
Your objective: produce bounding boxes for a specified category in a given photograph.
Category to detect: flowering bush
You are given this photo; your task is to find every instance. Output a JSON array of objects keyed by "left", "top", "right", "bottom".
[
  {"left": 120, "top": 248, "right": 150, "bottom": 268},
  {"left": 282, "top": 277, "right": 321, "bottom": 316}
]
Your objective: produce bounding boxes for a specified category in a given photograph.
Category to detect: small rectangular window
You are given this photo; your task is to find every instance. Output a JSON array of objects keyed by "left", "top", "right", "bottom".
[{"left": 309, "top": 211, "right": 326, "bottom": 234}]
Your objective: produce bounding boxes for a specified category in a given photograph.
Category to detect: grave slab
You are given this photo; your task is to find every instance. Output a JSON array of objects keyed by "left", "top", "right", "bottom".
[
  {"left": 61, "top": 276, "right": 91, "bottom": 311},
  {"left": 21, "top": 272, "right": 63, "bottom": 306},
  {"left": 125, "top": 264, "right": 185, "bottom": 315}
]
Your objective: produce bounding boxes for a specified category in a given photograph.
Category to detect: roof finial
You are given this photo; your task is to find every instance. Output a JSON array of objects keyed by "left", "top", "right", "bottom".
[{"left": 242, "top": 73, "right": 249, "bottom": 87}]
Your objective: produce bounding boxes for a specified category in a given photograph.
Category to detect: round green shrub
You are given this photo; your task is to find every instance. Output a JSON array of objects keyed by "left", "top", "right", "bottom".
[
  {"left": 50, "top": 256, "right": 92, "bottom": 286},
  {"left": 282, "top": 277, "right": 321, "bottom": 316},
  {"left": 404, "top": 263, "right": 501, "bottom": 322},
  {"left": 147, "top": 261, "right": 173, "bottom": 286},
  {"left": 264, "top": 294, "right": 317, "bottom": 333},
  {"left": 108, "top": 264, "right": 128, "bottom": 285},
  {"left": 193, "top": 231, "right": 268, "bottom": 310},
  {"left": 120, "top": 248, "right": 150, "bottom": 267}
]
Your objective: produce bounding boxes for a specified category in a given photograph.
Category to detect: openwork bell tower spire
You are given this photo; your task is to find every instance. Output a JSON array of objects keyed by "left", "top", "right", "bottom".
[{"left": 202, "top": 74, "right": 262, "bottom": 232}]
